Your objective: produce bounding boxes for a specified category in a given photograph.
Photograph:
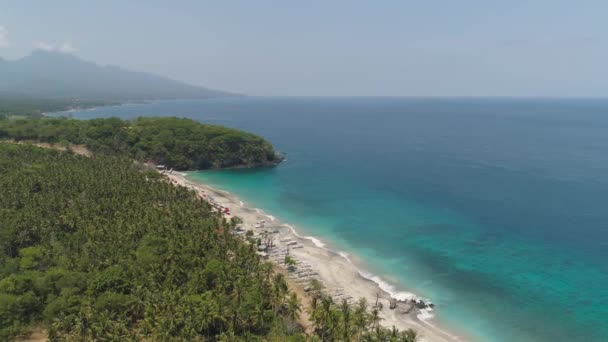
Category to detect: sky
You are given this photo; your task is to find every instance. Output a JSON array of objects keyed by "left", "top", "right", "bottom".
[{"left": 0, "top": 0, "right": 607, "bottom": 97}]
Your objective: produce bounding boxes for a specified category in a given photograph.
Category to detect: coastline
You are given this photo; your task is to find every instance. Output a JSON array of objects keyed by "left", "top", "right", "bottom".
[
  {"left": 165, "top": 171, "right": 469, "bottom": 342},
  {"left": 41, "top": 101, "right": 139, "bottom": 117}
]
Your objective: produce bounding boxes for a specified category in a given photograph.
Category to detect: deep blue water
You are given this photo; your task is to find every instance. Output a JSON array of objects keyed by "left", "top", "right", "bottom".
[{"left": 60, "top": 97, "right": 608, "bottom": 341}]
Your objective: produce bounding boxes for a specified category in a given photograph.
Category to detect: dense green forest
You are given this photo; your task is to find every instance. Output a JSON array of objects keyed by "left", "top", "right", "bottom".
[
  {"left": 0, "top": 145, "right": 417, "bottom": 341},
  {"left": 0, "top": 116, "right": 280, "bottom": 170}
]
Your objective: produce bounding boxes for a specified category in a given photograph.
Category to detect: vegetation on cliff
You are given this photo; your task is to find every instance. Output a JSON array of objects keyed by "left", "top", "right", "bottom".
[{"left": 0, "top": 116, "right": 280, "bottom": 170}]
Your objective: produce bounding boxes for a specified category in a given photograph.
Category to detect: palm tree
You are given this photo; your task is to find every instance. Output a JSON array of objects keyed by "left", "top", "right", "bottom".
[
  {"left": 374, "top": 326, "right": 387, "bottom": 341},
  {"left": 286, "top": 292, "right": 302, "bottom": 321},
  {"left": 401, "top": 328, "right": 419, "bottom": 342},
  {"left": 370, "top": 307, "right": 380, "bottom": 330},
  {"left": 353, "top": 297, "right": 369, "bottom": 339},
  {"left": 318, "top": 296, "right": 334, "bottom": 340},
  {"left": 339, "top": 298, "right": 352, "bottom": 341},
  {"left": 231, "top": 277, "right": 246, "bottom": 332}
]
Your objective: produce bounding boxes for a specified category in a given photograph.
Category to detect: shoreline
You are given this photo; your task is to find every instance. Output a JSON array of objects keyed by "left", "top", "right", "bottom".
[
  {"left": 165, "top": 171, "right": 470, "bottom": 342},
  {"left": 40, "top": 101, "right": 124, "bottom": 117}
]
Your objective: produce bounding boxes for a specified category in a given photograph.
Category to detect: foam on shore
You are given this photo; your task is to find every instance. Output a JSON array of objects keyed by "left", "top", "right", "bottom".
[
  {"left": 418, "top": 308, "right": 436, "bottom": 320},
  {"left": 358, "top": 270, "right": 417, "bottom": 302},
  {"left": 336, "top": 251, "right": 420, "bottom": 306},
  {"left": 175, "top": 173, "right": 463, "bottom": 341},
  {"left": 338, "top": 251, "right": 351, "bottom": 262},
  {"left": 418, "top": 311, "right": 467, "bottom": 342},
  {"left": 250, "top": 206, "right": 324, "bottom": 248},
  {"left": 245, "top": 198, "right": 435, "bottom": 321},
  {"left": 284, "top": 224, "right": 326, "bottom": 248}
]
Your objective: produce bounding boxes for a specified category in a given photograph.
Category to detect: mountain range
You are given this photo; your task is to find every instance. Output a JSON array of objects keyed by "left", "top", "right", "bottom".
[{"left": 0, "top": 50, "right": 237, "bottom": 101}]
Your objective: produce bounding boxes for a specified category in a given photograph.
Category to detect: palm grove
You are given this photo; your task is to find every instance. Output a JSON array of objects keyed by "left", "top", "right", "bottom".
[
  {"left": 0, "top": 116, "right": 280, "bottom": 170},
  {"left": 0, "top": 118, "right": 418, "bottom": 340}
]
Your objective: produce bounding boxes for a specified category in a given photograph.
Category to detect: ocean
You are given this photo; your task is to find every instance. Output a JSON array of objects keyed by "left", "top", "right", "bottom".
[{"left": 60, "top": 97, "right": 608, "bottom": 341}]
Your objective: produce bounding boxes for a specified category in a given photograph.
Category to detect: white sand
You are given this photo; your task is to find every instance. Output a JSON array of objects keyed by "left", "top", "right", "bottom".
[{"left": 165, "top": 172, "right": 469, "bottom": 342}]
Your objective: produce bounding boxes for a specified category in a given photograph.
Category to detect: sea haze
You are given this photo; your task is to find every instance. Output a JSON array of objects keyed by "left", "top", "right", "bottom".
[{"left": 61, "top": 97, "right": 608, "bottom": 342}]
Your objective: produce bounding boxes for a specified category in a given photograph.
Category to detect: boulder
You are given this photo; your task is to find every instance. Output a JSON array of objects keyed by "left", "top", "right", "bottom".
[
  {"left": 398, "top": 303, "right": 415, "bottom": 314},
  {"left": 410, "top": 299, "right": 427, "bottom": 309}
]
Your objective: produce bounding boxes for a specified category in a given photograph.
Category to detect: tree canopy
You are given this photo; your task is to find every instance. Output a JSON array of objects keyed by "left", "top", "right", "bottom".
[
  {"left": 0, "top": 144, "right": 417, "bottom": 341},
  {"left": 0, "top": 144, "right": 297, "bottom": 340},
  {"left": 0, "top": 116, "right": 280, "bottom": 170}
]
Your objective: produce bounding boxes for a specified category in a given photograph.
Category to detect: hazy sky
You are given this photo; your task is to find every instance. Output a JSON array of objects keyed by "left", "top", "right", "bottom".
[{"left": 1, "top": 1, "right": 607, "bottom": 96}]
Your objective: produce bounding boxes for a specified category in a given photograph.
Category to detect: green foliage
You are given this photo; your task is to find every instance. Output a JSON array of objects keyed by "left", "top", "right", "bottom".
[
  {"left": 18, "top": 247, "right": 44, "bottom": 270},
  {"left": 0, "top": 116, "right": 280, "bottom": 170},
  {"left": 230, "top": 216, "right": 244, "bottom": 226},
  {"left": 308, "top": 295, "right": 419, "bottom": 342},
  {"left": 0, "top": 144, "right": 415, "bottom": 340},
  {"left": 0, "top": 144, "right": 291, "bottom": 340},
  {"left": 285, "top": 255, "right": 297, "bottom": 272},
  {"left": 94, "top": 292, "right": 133, "bottom": 314},
  {"left": 89, "top": 265, "right": 131, "bottom": 294}
]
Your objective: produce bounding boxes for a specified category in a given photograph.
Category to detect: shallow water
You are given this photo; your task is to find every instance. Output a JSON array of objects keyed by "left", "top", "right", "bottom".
[{"left": 62, "top": 97, "right": 608, "bottom": 341}]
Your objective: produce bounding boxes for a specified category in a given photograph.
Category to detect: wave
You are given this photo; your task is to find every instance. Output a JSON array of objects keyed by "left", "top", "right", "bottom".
[
  {"left": 187, "top": 180, "right": 439, "bottom": 326},
  {"left": 338, "top": 251, "right": 351, "bottom": 262},
  {"left": 335, "top": 252, "right": 422, "bottom": 307},
  {"left": 357, "top": 270, "right": 417, "bottom": 302},
  {"left": 284, "top": 224, "right": 327, "bottom": 248},
  {"left": 417, "top": 307, "right": 435, "bottom": 320},
  {"left": 281, "top": 223, "right": 428, "bottom": 313},
  {"left": 251, "top": 207, "right": 276, "bottom": 222},
  {"left": 417, "top": 310, "right": 466, "bottom": 342}
]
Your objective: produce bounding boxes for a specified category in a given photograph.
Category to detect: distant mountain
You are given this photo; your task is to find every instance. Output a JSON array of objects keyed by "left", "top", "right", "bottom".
[{"left": 0, "top": 50, "right": 238, "bottom": 101}]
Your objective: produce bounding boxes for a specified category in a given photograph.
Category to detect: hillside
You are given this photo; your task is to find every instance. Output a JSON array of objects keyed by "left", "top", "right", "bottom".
[
  {"left": 0, "top": 116, "right": 280, "bottom": 170},
  {"left": 0, "top": 50, "right": 237, "bottom": 101}
]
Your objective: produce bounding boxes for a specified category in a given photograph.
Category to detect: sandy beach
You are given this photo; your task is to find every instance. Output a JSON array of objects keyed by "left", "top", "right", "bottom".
[{"left": 165, "top": 172, "right": 467, "bottom": 342}]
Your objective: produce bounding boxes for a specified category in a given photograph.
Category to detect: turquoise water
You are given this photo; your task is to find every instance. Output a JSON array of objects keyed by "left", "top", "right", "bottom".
[{"left": 61, "top": 98, "right": 608, "bottom": 341}]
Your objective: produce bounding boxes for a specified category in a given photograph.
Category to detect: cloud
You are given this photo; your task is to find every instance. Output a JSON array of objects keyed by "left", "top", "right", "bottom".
[
  {"left": 58, "top": 42, "right": 78, "bottom": 53},
  {"left": 35, "top": 41, "right": 78, "bottom": 53},
  {"left": 36, "top": 42, "right": 55, "bottom": 51},
  {"left": 0, "top": 26, "right": 9, "bottom": 48}
]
